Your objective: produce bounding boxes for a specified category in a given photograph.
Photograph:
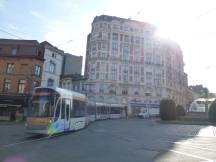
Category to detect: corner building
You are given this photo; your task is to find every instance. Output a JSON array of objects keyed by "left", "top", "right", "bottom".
[{"left": 85, "top": 15, "right": 188, "bottom": 115}]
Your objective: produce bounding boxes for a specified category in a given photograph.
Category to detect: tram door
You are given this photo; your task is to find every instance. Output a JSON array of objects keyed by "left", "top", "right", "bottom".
[{"left": 61, "top": 99, "right": 70, "bottom": 131}]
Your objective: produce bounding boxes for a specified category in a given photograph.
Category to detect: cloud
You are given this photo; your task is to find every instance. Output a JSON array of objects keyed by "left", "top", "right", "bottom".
[{"left": 30, "top": 10, "right": 47, "bottom": 21}]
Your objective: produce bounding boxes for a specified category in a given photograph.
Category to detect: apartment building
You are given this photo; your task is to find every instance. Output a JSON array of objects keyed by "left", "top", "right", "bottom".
[
  {"left": 40, "top": 41, "right": 64, "bottom": 88},
  {"left": 0, "top": 39, "right": 44, "bottom": 119},
  {"left": 85, "top": 15, "right": 188, "bottom": 115}
]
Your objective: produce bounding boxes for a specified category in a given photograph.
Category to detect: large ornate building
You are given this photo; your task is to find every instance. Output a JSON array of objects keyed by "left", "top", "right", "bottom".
[{"left": 85, "top": 15, "right": 188, "bottom": 115}]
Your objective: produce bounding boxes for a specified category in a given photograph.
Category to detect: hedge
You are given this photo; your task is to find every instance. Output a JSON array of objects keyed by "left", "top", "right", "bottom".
[
  {"left": 208, "top": 100, "right": 216, "bottom": 123},
  {"left": 176, "top": 105, "right": 186, "bottom": 116},
  {"left": 160, "top": 99, "right": 176, "bottom": 120}
]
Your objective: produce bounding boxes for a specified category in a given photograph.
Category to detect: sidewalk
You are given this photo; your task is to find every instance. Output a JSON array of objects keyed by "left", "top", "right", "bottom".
[{"left": 157, "top": 119, "right": 216, "bottom": 126}]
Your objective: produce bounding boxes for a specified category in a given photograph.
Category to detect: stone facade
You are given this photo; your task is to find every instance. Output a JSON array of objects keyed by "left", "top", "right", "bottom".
[
  {"left": 61, "top": 74, "right": 87, "bottom": 95},
  {"left": 40, "top": 41, "right": 64, "bottom": 88},
  {"left": 85, "top": 15, "right": 188, "bottom": 114}
]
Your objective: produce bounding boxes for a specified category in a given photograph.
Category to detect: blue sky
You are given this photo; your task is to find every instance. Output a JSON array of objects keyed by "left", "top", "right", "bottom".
[{"left": 1, "top": 0, "right": 216, "bottom": 92}]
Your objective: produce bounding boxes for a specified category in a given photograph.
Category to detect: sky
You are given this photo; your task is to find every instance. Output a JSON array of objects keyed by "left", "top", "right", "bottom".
[{"left": 0, "top": 0, "right": 216, "bottom": 92}]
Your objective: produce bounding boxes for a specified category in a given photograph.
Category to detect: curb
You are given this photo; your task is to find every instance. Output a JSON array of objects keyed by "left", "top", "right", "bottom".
[
  {"left": 0, "top": 121, "right": 24, "bottom": 126},
  {"left": 156, "top": 119, "right": 216, "bottom": 126}
]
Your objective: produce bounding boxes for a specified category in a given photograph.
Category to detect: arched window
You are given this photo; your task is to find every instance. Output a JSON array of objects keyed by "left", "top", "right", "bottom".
[
  {"left": 47, "top": 78, "right": 54, "bottom": 87},
  {"left": 109, "top": 84, "right": 117, "bottom": 95}
]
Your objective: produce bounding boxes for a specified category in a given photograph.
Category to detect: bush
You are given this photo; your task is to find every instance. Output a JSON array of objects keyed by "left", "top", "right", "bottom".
[
  {"left": 160, "top": 99, "right": 176, "bottom": 120},
  {"left": 208, "top": 100, "right": 216, "bottom": 123},
  {"left": 176, "top": 105, "right": 186, "bottom": 116}
]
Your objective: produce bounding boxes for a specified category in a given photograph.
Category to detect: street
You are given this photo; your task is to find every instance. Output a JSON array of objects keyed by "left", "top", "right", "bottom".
[{"left": 0, "top": 119, "right": 216, "bottom": 162}]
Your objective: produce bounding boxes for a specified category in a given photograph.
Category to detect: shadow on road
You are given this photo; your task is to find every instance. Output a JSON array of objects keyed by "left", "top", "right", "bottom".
[{"left": 152, "top": 122, "right": 215, "bottom": 162}]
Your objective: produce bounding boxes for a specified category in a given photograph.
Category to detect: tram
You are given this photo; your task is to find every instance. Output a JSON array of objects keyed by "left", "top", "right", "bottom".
[
  {"left": 189, "top": 98, "right": 215, "bottom": 112},
  {"left": 95, "top": 103, "right": 125, "bottom": 120},
  {"left": 26, "top": 87, "right": 87, "bottom": 135},
  {"left": 26, "top": 87, "right": 125, "bottom": 135}
]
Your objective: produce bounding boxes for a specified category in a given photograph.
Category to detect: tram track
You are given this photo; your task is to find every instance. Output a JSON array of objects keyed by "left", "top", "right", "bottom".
[{"left": 0, "top": 132, "right": 69, "bottom": 150}]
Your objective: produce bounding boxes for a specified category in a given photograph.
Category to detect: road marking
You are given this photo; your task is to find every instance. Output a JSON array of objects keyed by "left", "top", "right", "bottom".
[{"left": 169, "top": 149, "right": 213, "bottom": 161}]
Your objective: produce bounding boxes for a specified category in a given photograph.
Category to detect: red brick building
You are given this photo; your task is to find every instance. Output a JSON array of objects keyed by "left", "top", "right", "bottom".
[{"left": 0, "top": 39, "right": 44, "bottom": 120}]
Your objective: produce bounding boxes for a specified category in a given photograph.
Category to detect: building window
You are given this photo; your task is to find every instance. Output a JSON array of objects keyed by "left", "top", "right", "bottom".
[
  {"left": 90, "top": 64, "right": 96, "bottom": 80},
  {"left": 135, "top": 36, "right": 140, "bottom": 44},
  {"left": 99, "top": 84, "right": 104, "bottom": 93},
  {"left": 47, "top": 78, "right": 54, "bottom": 87},
  {"left": 33, "top": 81, "right": 40, "bottom": 88},
  {"left": 146, "top": 52, "right": 152, "bottom": 64},
  {"left": 6, "top": 63, "right": 14, "bottom": 74},
  {"left": 92, "top": 43, "right": 97, "bottom": 52},
  {"left": 155, "top": 73, "right": 162, "bottom": 85},
  {"left": 112, "top": 42, "right": 118, "bottom": 51},
  {"left": 11, "top": 48, "right": 17, "bottom": 56},
  {"left": 112, "top": 33, "right": 118, "bottom": 41},
  {"left": 146, "top": 72, "right": 152, "bottom": 81},
  {"left": 49, "top": 62, "right": 56, "bottom": 73},
  {"left": 124, "top": 35, "right": 129, "bottom": 42},
  {"left": 134, "top": 74, "right": 139, "bottom": 82},
  {"left": 134, "top": 90, "right": 139, "bottom": 95},
  {"left": 18, "top": 80, "right": 26, "bottom": 94},
  {"left": 67, "top": 82, "right": 71, "bottom": 90},
  {"left": 34, "top": 65, "right": 41, "bottom": 76},
  {"left": 155, "top": 54, "right": 161, "bottom": 65},
  {"left": 122, "top": 89, "right": 128, "bottom": 95},
  {"left": 52, "top": 53, "right": 56, "bottom": 58},
  {"left": 110, "top": 63, "right": 117, "bottom": 80},
  {"left": 123, "top": 64, "right": 128, "bottom": 81},
  {"left": 3, "top": 79, "right": 11, "bottom": 92},
  {"left": 100, "top": 73, "right": 105, "bottom": 80}
]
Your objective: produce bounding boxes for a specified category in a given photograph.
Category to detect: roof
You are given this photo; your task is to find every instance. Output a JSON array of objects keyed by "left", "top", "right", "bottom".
[
  {"left": 34, "top": 87, "right": 86, "bottom": 101},
  {"left": 40, "top": 41, "right": 64, "bottom": 54},
  {"left": 56, "top": 87, "right": 86, "bottom": 101},
  {"left": 0, "top": 39, "right": 39, "bottom": 45},
  {"left": 93, "top": 15, "right": 155, "bottom": 27}
]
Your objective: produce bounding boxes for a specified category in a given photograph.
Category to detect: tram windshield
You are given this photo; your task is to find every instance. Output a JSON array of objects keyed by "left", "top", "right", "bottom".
[{"left": 30, "top": 88, "right": 59, "bottom": 117}]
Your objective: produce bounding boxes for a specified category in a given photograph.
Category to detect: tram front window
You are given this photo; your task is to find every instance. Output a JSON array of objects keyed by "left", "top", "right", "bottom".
[
  {"left": 30, "top": 88, "right": 59, "bottom": 117},
  {"left": 31, "top": 96, "right": 52, "bottom": 117}
]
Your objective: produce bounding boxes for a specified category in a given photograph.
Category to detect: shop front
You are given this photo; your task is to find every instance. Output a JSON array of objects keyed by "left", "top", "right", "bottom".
[{"left": 0, "top": 94, "right": 29, "bottom": 121}]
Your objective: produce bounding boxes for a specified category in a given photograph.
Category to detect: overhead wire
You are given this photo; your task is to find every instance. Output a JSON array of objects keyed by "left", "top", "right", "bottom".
[{"left": 0, "top": 28, "right": 24, "bottom": 39}]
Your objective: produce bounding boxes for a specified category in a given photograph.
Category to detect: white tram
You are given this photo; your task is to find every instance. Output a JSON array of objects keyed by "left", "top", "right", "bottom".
[
  {"left": 95, "top": 103, "right": 125, "bottom": 120},
  {"left": 26, "top": 87, "right": 125, "bottom": 135},
  {"left": 189, "top": 98, "right": 215, "bottom": 112}
]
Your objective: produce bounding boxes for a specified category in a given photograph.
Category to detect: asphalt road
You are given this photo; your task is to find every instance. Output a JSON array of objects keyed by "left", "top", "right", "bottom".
[{"left": 0, "top": 119, "right": 216, "bottom": 162}]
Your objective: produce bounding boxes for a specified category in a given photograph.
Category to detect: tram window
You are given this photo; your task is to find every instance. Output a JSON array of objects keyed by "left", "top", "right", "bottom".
[
  {"left": 54, "top": 100, "right": 61, "bottom": 121},
  {"left": 111, "top": 107, "right": 120, "bottom": 114},
  {"left": 66, "top": 105, "right": 69, "bottom": 120},
  {"left": 88, "top": 105, "right": 96, "bottom": 115},
  {"left": 71, "top": 100, "right": 85, "bottom": 117},
  {"left": 65, "top": 99, "right": 70, "bottom": 120},
  {"left": 61, "top": 99, "right": 66, "bottom": 119}
]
